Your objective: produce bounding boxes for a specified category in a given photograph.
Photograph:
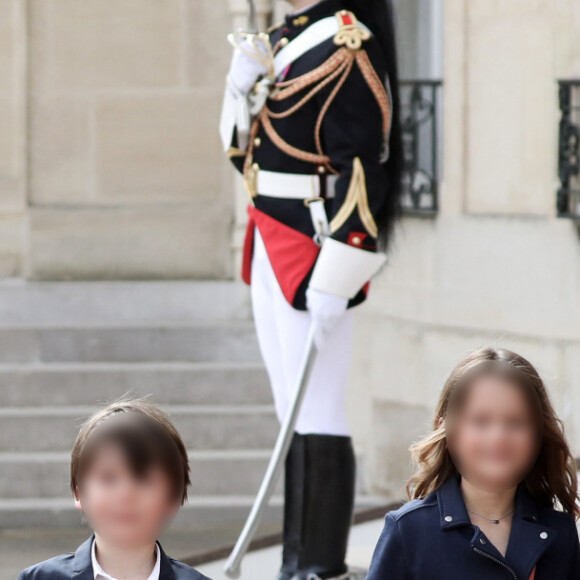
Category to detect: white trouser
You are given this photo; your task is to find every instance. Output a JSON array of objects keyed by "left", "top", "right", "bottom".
[{"left": 250, "top": 227, "right": 353, "bottom": 436}]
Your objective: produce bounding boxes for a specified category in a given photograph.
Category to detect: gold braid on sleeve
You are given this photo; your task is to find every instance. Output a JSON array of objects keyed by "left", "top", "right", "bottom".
[{"left": 329, "top": 157, "right": 378, "bottom": 238}]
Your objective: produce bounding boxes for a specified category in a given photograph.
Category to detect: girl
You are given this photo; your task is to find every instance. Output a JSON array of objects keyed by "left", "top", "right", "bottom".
[{"left": 367, "top": 347, "right": 580, "bottom": 580}]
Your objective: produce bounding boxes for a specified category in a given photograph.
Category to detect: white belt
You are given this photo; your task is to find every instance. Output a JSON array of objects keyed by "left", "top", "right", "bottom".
[
  {"left": 256, "top": 170, "right": 337, "bottom": 200},
  {"left": 255, "top": 170, "right": 335, "bottom": 241}
]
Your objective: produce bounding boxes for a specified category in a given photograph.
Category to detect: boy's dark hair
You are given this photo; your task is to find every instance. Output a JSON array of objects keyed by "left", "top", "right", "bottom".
[{"left": 71, "top": 400, "right": 191, "bottom": 505}]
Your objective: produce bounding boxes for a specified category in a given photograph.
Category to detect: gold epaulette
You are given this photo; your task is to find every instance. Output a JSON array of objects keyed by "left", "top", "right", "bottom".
[{"left": 333, "top": 10, "right": 371, "bottom": 51}]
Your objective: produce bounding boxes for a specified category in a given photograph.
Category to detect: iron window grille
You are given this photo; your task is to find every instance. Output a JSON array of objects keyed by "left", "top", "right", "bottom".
[
  {"left": 399, "top": 79, "right": 442, "bottom": 215},
  {"left": 557, "top": 80, "right": 580, "bottom": 219}
]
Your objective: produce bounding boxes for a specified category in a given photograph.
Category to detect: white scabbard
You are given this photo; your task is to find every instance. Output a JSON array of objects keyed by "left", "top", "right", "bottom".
[{"left": 219, "top": 79, "right": 251, "bottom": 152}]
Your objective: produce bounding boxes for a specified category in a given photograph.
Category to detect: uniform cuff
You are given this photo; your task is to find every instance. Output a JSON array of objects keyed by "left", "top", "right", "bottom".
[{"left": 309, "top": 238, "right": 387, "bottom": 299}]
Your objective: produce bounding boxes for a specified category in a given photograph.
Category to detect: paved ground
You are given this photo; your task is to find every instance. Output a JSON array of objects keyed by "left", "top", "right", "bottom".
[{"left": 196, "top": 519, "right": 384, "bottom": 580}]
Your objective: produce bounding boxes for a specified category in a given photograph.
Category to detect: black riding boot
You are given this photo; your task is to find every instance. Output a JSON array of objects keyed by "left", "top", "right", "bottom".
[
  {"left": 275, "top": 433, "right": 306, "bottom": 580},
  {"left": 275, "top": 433, "right": 356, "bottom": 580}
]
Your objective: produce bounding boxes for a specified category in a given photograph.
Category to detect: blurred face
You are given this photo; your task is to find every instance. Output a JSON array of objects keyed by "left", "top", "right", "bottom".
[
  {"left": 74, "top": 444, "right": 178, "bottom": 547},
  {"left": 448, "top": 375, "right": 538, "bottom": 489}
]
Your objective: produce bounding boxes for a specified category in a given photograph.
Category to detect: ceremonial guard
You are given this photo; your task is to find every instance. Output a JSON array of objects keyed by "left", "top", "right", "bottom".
[{"left": 220, "top": 1, "right": 403, "bottom": 578}]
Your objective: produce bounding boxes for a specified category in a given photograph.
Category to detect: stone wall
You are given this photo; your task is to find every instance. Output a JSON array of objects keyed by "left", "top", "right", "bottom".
[
  {"left": 0, "top": 0, "right": 237, "bottom": 280},
  {"left": 347, "top": 0, "right": 580, "bottom": 500}
]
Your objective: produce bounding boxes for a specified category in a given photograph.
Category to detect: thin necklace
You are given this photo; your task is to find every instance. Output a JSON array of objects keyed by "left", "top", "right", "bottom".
[{"left": 467, "top": 508, "right": 515, "bottom": 525}]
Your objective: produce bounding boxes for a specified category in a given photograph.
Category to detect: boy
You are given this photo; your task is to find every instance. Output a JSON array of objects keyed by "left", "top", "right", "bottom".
[{"left": 17, "top": 400, "right": 210, "bottom": 580}]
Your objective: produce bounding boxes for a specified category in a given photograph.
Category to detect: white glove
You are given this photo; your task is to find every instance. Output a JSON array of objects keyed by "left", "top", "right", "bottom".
[
  {"left": 306, "top": 287, "right": 348, "bottom": 350},
  {"left": 227, "top": 38, "right": 270, "bottom": 96}
]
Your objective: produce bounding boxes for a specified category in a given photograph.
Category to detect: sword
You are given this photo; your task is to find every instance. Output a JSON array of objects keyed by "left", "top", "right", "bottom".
[
  {"left": 224, "top": 324, "right": 318, "bottom": 578},
  {"left": 247, "top": 0, "right": 258, "bottom": 33}
]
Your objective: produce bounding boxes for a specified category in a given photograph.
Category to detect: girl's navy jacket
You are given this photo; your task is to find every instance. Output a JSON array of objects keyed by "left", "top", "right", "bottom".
[{"left": 367, "top": 475, "right": 580, "bottom": 580}]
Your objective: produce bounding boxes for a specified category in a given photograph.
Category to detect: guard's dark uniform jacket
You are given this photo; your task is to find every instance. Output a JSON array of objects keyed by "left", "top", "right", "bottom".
[
  {"left": 367, "top": 475, "right": 580, "bottom": 580},
  {"left": 226, "top": 0, "right": 392, "bottom": 310}
]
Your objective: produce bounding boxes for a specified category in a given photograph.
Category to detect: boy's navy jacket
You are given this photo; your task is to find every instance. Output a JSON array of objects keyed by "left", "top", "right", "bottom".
[
  {"left": 17, "top": 535, "right": 211, "bottom": 580},
  {"left": 367, "top": 475, "right": 580, "bottom": 580}
]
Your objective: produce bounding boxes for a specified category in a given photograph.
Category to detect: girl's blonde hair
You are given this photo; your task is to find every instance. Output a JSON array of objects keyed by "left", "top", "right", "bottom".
[{"left": 407, "top": 347, "right": 580, "bottom": 519}]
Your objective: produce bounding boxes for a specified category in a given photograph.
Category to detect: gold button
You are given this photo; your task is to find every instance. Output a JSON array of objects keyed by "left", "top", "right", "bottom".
[
  {"left": 352, "top": 236, "right": 362, "bottom": 246},
  {"left": 253, "top": 137, "right": 261, "bottom": 147},
  {"left": 280, "top": 37, "right": 289, "bottom": 47},
  {"left": 317, "top": 165, "right": 326, "bottom": 174},
  {"left": 252, "top": 162, "right": 260, "bottom": 171}
]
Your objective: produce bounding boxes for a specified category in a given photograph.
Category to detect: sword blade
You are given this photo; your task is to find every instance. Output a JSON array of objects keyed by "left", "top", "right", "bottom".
[{"left": 224, "top": 325, "right": 318, "bottom": 578}]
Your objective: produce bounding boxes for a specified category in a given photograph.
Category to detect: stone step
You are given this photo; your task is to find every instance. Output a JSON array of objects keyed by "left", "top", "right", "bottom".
[
  {"left": 0, "top": 322, "right": 262, "bottom": 363},
  {"left": 0, "top": 281, "right": 297, "bottom": 533},
  {"left": 0, "top": 496, "right": 284, "bottom": 531},
  {"left": 0, "top": 450, "right": 284, "bottom": 499},
  {"left": 0, "top": 448, "right": 368, "bottom": 500},
  {"left": 0, "top": 495, "right": 383, "bottom": 531},
  {"left": 0, "top": 362, "right": 271, "bottom": 407},
  {"left": 0, "top": 405, "right": 279, "bottom": 453},
  {"left": 0, "top": 280, "right": 251, "bottom": 326}
]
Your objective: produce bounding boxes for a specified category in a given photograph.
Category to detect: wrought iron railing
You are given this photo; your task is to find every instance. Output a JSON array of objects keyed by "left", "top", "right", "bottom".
[
  {"left": 399, "top": 80, "right": 442, "bottom": 215},
  {"left": 557, "top": 80, "right": 580, "bottom": 219}
]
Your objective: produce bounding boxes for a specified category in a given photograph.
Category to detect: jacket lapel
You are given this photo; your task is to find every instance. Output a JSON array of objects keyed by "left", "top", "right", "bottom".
[
  {"left": 71, "top": 535, "right": 95, "bottom": 580},
  {"left": 158, "top": 543, "right": 177, "bottom": 580},
  {"left": 437, "top": 476, "right": 557, "bottom": 579},
  {"left": 505, "top": 486, "right": 556, "bottom": 579},
  {"left": 437, "top": 475, "right": 472, "bottom": 530}
]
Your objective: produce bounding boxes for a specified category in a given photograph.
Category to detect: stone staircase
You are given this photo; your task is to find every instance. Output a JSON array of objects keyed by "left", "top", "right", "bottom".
[{"left": 0, "top": 280, "right": 284, "bottom": 530}]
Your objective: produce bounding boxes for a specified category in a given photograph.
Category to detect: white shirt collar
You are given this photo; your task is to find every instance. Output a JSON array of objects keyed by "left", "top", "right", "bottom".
[{"left": 91, "top": 539, "right": 161, "bottom": 580}]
